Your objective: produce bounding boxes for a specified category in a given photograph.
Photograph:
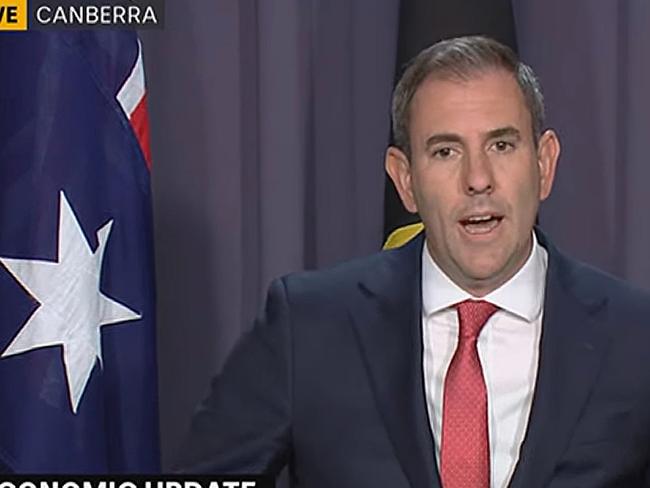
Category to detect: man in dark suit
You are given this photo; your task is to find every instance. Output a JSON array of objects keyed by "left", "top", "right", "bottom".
[{"left": 177, "top": 36, "right": 650, "bottom": 487}]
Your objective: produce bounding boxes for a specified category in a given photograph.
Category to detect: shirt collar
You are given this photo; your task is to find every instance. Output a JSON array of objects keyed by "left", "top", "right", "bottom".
[{"left": 421, "top": 232, "right": 548, "bottom": 322}]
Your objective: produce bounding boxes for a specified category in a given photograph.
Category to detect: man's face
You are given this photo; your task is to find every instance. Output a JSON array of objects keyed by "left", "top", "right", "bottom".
[{"left": 386, "top": 69, "right": 560, "bottom": 296}]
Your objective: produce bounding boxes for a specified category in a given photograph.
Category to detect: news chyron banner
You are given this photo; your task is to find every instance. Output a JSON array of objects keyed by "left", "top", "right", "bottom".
[
  {"left": 0, "top": 0, "right": 164, "bottom": 30},
  {"left": 0, "top": 29, "right": 158, "bottom": 472},
  {"left": 0, "top": 478, "right": 274, "bottom": 488}
]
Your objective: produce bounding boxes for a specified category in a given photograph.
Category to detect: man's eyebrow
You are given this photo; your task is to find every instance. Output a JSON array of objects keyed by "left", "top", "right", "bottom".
[
  {"left": 424, "top": 133, "right": 463, "bottom": 151},
  {"left": 486, "top": 126, "right": 521, "bottom": 140},
  {"left": 423, "top": 127, "right": 522, "bottom": 151}
]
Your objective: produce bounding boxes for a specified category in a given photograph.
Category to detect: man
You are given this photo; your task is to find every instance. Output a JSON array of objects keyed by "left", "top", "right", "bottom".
[{"left": 177, "top": 36, "right": 650, "bottom": 487}]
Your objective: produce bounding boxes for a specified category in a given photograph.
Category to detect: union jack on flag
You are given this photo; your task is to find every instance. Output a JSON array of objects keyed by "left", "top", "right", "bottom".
[{"left": 0, "top": 31, "right": 160, "bottom": 473}]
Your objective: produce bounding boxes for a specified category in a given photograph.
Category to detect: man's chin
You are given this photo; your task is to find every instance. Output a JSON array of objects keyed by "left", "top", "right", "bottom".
[{"left": 455, "top": 260, "right": 510, "bottom": 295}]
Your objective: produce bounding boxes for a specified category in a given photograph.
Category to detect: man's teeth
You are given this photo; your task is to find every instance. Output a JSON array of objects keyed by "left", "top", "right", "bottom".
[
  {"left": 467, "top": 215, "right": 493, "bottom": 223},
  {"left": 461, "top": 215, "right": 501, "bottom": 235}
]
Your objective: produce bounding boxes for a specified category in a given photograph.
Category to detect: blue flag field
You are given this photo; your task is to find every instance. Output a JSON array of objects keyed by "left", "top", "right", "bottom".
[{"left": 0, "top": 31, "right": 160, "bottom": 473}]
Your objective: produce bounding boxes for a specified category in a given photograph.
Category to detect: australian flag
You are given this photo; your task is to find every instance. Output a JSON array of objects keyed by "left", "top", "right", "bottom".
[{"left": 0, "top": 31, "right": 160, "bottom": 473}]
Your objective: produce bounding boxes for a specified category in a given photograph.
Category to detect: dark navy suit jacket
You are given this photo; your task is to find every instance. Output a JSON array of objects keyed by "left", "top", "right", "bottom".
[{"left": 178, "top": 230, "right": 650, "bottom": 487}]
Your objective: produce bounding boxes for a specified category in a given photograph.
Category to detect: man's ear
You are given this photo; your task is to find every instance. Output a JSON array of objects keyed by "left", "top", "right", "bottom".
[
  {"left": 385, "top": 146, "right": 418, "bottom": 213},
  {"left": 537, "top": 129, "right": 560, "bottom": 201}
]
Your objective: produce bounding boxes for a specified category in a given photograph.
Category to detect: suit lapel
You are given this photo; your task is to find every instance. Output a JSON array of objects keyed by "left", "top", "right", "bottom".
[
  {"left": 348, "top": 233, "right": 441, "bottom": 488},
  {"left": 346, "top": 229, "right": 611, "bottom": 488},
  {"left": 509, "top": 231, "right": 612, "bottom": 488}
]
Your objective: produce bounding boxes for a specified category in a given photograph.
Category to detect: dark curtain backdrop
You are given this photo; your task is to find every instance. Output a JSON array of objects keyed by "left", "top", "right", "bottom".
[
  {"left": 140, "top": 0, "right": 399, "bottom": 468},
  {"left": 141, "top": 0, "right": 650, "bottom": 469},
  {"left": 513, "top": 0, "right": 650, "bottom": 289}
]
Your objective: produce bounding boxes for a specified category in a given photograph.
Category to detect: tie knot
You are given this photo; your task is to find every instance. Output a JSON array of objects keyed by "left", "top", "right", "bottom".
[{"left": 455, "top": 299, "right": 498, "bottom": 339}]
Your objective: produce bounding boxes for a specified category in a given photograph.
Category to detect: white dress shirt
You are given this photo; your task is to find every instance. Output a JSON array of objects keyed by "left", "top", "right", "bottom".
[{"left": 422, "top": 233, "right": 548, "bottom": 488}]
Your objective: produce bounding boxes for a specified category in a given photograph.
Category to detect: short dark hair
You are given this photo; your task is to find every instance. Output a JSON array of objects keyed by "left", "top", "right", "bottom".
[{"left": 391, "top": 35, "right": 545, "bottom": 157}]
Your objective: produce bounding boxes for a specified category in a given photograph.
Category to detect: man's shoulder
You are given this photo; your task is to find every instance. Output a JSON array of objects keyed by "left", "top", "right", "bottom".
[
  {"left": 555, "top": 249, "right": 650, "bottom": 317},
  {"left": 279, "top": 245, "right": 412, "bottom": 297}
]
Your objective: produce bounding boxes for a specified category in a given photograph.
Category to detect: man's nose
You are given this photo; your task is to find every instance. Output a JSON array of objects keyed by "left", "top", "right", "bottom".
[{"left": 462, "top": 151, "right": 494, "bottom": 195}]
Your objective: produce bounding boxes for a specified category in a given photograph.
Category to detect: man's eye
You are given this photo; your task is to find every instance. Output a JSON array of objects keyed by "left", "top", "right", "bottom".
[
  {"left": 493, "top": 140, "right": 515, "bottom": 152},
  {"left": 432, "top": 147, "right": 455, "bottom": 159}
]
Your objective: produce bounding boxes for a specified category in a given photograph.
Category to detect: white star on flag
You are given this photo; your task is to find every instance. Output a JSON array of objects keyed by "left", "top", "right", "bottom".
[{"left": 0, "top": 191, "right": 141, "bottom": 414}]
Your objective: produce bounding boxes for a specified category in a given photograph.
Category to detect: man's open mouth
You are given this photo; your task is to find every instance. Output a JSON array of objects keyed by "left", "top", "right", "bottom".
[{"left": 459, "top": 214, "right": 504, "bottom": 235}]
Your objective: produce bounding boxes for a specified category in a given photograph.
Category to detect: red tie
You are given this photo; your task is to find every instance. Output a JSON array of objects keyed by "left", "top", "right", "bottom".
[{"left": 440, "top": 299, "right": 498, "bottom": 488}]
